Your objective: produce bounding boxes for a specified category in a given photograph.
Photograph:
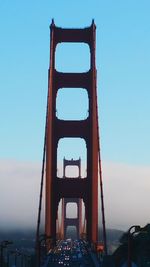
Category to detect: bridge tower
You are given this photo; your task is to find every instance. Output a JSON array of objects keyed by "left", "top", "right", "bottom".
[
  {"left": 61, "top": 158, "right": 82, "bottom": 239},
  {"left": 45, "top": 20, "right": 99, "bottom": 245}
]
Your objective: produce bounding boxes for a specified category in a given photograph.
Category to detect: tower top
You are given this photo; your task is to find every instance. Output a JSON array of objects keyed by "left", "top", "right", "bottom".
[{"left": 49, "top": 19, "right": 96, "bottom": 30}]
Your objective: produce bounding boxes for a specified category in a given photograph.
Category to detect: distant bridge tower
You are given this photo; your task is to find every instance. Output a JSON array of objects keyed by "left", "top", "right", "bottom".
[
  {"left": 45, "top": 20, "right": 101, "bottom": 245},
  {"left": 61, "top": 158, "right": 82, "bottom": 239}
]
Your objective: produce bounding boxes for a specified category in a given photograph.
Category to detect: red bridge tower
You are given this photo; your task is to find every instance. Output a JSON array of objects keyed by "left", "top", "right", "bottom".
[
  {"left": 45, "top": 20, "right": 102, "bottom": 246},
  {"left": 61, "top": 158, "right": 82, "bottom": 239}
]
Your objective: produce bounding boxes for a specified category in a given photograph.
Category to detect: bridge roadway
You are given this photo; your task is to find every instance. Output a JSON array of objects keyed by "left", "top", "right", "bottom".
[{"left": 42, "top": 239, "right": 100, "bottom": 267}]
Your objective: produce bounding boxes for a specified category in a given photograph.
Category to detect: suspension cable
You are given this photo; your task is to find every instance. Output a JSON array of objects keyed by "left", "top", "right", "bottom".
[
  {"left": 98, "top": 135, "right": 108, "bottom": 255},
  {"left": 36, "top": 21, "right": 54, "bottom": 263},
  {"left": 35, "top": 88, "right": 49, "bottom": 255},
  {"left": 95, "top": 75, "right": 108, "bottom": 255}
]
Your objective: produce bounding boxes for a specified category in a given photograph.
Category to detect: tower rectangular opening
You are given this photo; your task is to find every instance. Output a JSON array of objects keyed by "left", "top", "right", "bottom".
[
  {"left": 55, "top": 43, "right": 90, "bottom": 73},
  {"left": 57, "top": 138, "right": 87, "bottom": 178},
  {"left": 56, "top": 88, "right": 89, "bottom": 121}
]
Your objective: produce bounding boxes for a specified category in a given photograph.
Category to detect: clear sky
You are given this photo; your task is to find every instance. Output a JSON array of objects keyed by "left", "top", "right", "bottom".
[{"left": 0, "top": 1, "right": 150, "bottom": 231}]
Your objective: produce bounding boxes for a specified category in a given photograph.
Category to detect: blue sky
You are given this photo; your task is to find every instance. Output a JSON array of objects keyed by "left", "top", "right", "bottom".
[
  {"left": 0, "top": 1, "right": 150, "bottom": 230},
  {"left": 0, "top": 0, "right": 150, "bottom": 165}
]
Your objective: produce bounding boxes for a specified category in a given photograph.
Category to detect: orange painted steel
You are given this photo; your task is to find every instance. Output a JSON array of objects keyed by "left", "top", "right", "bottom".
[{"left": 45, "top": 20, "right": 100, "bottom": 245}]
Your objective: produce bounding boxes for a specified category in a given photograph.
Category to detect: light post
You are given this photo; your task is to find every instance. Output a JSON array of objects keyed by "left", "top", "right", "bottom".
[
  {"left": 7, "top": 250, "right": 15, "bottom": 267},
  {"left": 37, "top": 234, "right": 46, "bottom": 267},
  {"left": 11, "top": 249, "right": 18, "bottom": 267},
  {"left": 15, "top": 249, "right": 25, "bottom": 267},
  {"left": 7, "top": 250, "right": 16, "bottom": 267},
  {"left": 22, "top": 254, "right": 31, "bottom": 267},
  {"left": 37, "top": 234, "right": 52, "bottom": 266},
  {"left": 7, "top": 251, "right": 10, "bottom": 267},
  {"left": 26, "top": 255, "right": 31, "bottom": 267},
  {"left": 9, "top": 249, "right": 20, "bottom": 267},
  {"left": 21, "top": 253, "right": 27, "bottom": 267},
  {"left": 7, "top": 250, "right": 14, "bottom": 267},
  {"left": 24, "top": 254, "right": 28, "bottom": 267},
  {"left": 21, "top": 253, "right": 24, "bottom": 267},
  {"left": 0, "top": 240, "right": 13, "bottom": 267},
  {"left": 22, "top": 252, "right": 33, "bottom": 267},
  {"left": 14, "top": 250, "right": 18, "bottom": 266},
  {"left": 127, "top": 225, "right": 141, "bottom": 267},
  {"left": 18, "top": 252, "right": 24, "bottom": 267}
]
